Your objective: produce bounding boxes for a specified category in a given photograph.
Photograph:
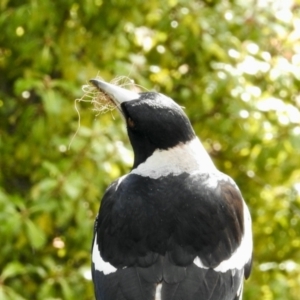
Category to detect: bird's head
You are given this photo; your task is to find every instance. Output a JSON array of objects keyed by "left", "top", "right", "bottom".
[{"left": 90, "top": 79, "right": 196, "bottom": 169}]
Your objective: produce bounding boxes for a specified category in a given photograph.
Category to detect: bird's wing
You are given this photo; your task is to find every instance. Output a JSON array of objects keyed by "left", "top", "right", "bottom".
[{"left": 92, "top": 172, "right": 252, "bottom": 300}]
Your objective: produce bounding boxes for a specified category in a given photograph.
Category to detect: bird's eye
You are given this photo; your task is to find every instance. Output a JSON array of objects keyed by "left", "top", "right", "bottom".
[{"left": 127, "top": 117, "right": 135, "bottom": 128}]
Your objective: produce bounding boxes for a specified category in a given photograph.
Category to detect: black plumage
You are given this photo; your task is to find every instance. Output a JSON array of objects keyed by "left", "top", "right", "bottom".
[{"left": 90, "top": 79, "right": 252, "bottom": 300}]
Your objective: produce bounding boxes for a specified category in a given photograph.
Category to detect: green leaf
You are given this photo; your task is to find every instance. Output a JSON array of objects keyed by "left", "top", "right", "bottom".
[
  {"left": 25, "top": 219, "right": 46, "bottom": 249},
  {"left": 0, "top": 262, "right": 25, "bottom": 281}
]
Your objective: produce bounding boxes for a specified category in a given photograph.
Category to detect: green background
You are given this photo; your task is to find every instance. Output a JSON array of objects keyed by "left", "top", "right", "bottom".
[{"left": 1, "top": 0, "right": 300, "bottom": 299}]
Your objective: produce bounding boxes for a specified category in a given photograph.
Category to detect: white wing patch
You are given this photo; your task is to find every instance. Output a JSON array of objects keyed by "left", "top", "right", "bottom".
[
  {"left": 214, "top": 202, "right": 252, "bottom": 272},
  {"left": 131, "top": 138, "right": 217, "bottom": 179},
  {"left": 155, "top": 283, "right": 162, "bottom": 300},
  {"left": 193, "top": 201, "right": 252, "bottom": 273},
  {"left": 92, "top": 233, "right": 117, "bottom": 275},
  {"left": 115, "top": 174, "right": 127, "bottom": 190},
  {"left": 193, "top": 256, "right": 208, "bottom": 269}
]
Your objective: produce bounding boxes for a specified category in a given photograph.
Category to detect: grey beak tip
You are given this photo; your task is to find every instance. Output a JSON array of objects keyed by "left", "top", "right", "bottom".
[
  {"left": 88, "top": 78, "right": 140, "bottom": 105},
  {"left": 89, "top": 79, "right": 101, "bottom": 87}
]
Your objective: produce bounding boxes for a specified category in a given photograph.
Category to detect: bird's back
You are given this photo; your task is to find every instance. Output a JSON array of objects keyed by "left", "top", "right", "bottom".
[{"left": 92, "top": 171, "right": 252, "bottom": 300}]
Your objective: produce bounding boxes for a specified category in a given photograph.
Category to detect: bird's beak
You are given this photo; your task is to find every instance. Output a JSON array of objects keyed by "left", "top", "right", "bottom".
[{"left": 89, "top": 78, "right": 139, "bottom": 106}]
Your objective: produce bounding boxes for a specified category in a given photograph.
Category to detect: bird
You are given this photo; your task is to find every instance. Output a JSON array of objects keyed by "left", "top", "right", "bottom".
[{"left": 89, "top": 78, "right": 253, "bottom": 300}]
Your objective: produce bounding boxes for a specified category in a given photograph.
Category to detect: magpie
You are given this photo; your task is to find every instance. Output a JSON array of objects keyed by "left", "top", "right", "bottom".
[{"left": 89, "top": 79, "right": 253, "bottom": 300}]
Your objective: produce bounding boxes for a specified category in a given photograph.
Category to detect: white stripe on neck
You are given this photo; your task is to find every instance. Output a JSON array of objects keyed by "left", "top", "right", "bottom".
[{"left": 131, "top": 138, "right": 216, "bottom": 179}]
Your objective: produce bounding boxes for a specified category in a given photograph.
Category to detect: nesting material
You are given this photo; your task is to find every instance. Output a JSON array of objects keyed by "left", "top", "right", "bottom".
[
  {"left": 77, "top": 76, "right": 139, "bottom": 115},
  {"left": 69, "top": 76, "right": 145, "bottom": 149},
  {"left": 79, "top": 80, "right": 116, "bottom": 115}
]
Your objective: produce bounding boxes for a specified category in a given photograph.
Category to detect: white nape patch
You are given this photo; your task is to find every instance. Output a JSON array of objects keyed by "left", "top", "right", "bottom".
[
  {"left": 131, "top": 138, "right": 216, "bottom": 179},
  {"left": 155, "top": 283, "right": 162, "bottom": 300},
  {"left": 92, "top": 234, "right": 117, "bottom": 275},
  {"left": 193, "top": 202, "right": 252, "bottom": 273}
]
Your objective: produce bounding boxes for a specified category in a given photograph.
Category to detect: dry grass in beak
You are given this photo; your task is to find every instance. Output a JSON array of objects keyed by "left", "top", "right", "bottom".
[
  {"left": 79, "top": 81, "right": 116, "bottom": 115},
  {"left": 69, "top": 76, "right": 142, "bottom": 149},
  {"left": 77, "top": 76, "right": 141, "bottom": 115}
]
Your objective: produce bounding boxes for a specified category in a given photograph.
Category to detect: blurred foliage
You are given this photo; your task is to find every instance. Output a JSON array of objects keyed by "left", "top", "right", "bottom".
[{"left": 1, "top": 0, "right": 300, "bottom": 299}]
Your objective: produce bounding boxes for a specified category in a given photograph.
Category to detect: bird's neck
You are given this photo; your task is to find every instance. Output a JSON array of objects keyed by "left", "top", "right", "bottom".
[{"left": 130, "top": 137, "right": 217, "bottom": 179}]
